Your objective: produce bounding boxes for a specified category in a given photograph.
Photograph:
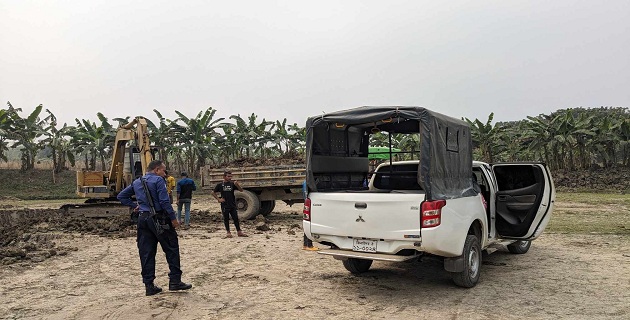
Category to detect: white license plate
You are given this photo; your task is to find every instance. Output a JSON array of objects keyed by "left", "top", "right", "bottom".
[{"left": 353, "top": 239, "right": 377, "bottom": 253}]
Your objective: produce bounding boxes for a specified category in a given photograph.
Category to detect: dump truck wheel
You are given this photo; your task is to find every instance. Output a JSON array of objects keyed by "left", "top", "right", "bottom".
[
  {"left": 260, "top": 201, "right": 276, "bottom": 216},
  {"left": 235, "top": 190, "right": 261, "bottom": 220}
]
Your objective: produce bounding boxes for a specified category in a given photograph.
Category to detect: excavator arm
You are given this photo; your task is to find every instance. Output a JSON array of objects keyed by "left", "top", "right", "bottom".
[
  {"left": 68, "top": 116, "right": 155, "bottom": 217},
  {"left": 107, "top": 117, "right": 152, "bottom": 194},
  {"left": 75, "top": 116, "right": 153, "bottom": 201}
]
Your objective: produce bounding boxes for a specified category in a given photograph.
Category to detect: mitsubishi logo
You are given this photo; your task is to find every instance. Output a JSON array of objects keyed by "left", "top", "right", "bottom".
[{"left": 356, "top": 215, "right": 365, "bottom": 222}]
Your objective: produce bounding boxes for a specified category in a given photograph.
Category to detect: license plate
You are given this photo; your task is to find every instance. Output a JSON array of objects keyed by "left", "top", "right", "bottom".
[{"left": 353, "top": 239, "right": 377, "bottom": 253}]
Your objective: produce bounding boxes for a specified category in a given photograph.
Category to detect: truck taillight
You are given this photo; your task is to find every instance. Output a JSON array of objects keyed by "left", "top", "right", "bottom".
[
  {"left": 421, "top": 200, "right": 446, "bottom": 228},
  {"left": 303, "top": 198, "right": 311, "bottom": 221}
]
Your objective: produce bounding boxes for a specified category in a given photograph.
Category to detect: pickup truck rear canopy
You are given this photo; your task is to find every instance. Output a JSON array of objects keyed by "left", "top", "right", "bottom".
[{"left": 305, "top": 106, "right": 475, "bottom": 200}]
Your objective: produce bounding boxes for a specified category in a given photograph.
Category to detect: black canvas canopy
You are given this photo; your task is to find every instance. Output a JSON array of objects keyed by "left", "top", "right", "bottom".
[{"left": 305, "top": 106, "right": 475, "bottom": 200}]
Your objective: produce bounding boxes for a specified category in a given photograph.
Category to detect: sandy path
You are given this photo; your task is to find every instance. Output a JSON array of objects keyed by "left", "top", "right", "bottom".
[{"left": 0, "top": 197, "right": 629, "bottom": 319}]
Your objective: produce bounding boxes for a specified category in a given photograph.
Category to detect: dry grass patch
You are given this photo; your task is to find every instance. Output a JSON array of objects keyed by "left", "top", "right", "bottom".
[{"left": 548, "top": 192, "right": 630, "bottom": 235}]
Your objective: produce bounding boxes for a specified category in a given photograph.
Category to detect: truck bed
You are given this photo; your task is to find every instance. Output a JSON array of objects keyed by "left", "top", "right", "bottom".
[{"left": 201, "top": 164, "right": 306, "bottom": 189}]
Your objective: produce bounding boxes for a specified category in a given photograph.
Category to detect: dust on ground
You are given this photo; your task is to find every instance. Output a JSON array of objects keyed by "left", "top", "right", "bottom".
[{"left": 0, "top": 195, "right": 629, "bottom": 320}]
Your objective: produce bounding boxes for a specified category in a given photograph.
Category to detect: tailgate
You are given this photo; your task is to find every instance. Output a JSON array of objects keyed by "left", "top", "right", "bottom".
[{"left": 309, "top": 192, "right": 423, "bottom": 240}]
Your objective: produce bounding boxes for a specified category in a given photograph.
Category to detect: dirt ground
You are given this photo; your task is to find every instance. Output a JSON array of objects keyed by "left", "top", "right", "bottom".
[{"left": 0, "top": 195, "right": 629, "bottom": 320}]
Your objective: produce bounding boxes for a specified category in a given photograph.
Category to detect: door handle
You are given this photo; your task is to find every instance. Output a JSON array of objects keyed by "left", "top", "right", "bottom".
[
  {"left": 355, "top": 202, "right": 367, "bottom": 209},
  {"left": 497, "top": 195, "right": 508, "bottom": 201}
]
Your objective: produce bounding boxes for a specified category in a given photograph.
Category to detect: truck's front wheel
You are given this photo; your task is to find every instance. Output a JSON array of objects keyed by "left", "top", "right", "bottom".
[
  {"left": 342, "top": 258, "right": 373, "bottom": 274},
  {"left": 235, "top": 190, "right": 261, "bottom": 220},
  {"left": 451, "top": 235, "right": 481, "bottom": 288}
]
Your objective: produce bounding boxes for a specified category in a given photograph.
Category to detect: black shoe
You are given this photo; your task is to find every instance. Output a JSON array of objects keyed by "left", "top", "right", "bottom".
[
  {"left": 169, "top": 281, "right": 193, "bottom": 291},
  {"left": 145, "top": 283, "right": 163, "bottom": 296}
]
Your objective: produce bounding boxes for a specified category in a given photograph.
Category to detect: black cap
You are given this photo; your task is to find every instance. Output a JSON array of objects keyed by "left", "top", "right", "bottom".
[{"left": 181, "top": 172, "right": 187, "bottom": 177}]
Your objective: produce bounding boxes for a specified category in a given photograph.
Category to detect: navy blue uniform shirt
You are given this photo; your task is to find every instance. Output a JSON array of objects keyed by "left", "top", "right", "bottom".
[{"left": 117, "top": 172, "right": 176, "bottom": 221}]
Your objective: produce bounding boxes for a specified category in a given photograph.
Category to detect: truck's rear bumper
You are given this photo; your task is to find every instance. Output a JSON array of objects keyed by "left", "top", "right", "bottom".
[{"left": 318, "top": 249, "right": 420, "bottom": 262}]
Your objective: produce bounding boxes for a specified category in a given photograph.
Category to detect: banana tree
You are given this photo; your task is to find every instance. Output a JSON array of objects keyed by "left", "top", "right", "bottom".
[
  {"left": 465, "top": 113, "right": 503, "bottom": 163},
  {"left": 0, "top": 108, "right": 11, "bottom": 162},
  {"left": 40, "top": 109, "right": 76, "bottom": 173},
  {"left": 228, "top": 113, "right": 273, "bottom": 158},
  {"left": 72, "top": 113, "right": 115, "bottom": 170},
  {"left": 171, "top": 107, "right": 224, "bottom": 177},
  {"left": 146, "top": 109, "right": 177, "bottom": 167},
  {"left": 287, "top": 123, "right": 305, "bottom": 154},
  {"left": 4, "top": 102, "right": 51, "bottom": 171}
]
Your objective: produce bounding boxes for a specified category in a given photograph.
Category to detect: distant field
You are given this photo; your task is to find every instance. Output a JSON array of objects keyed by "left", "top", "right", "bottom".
[
  {"left": 0, "top": 169, "right": 77, "bottom": 200},
  {"left": 550, "top": 192, "right": 630, "bottom": 235}
]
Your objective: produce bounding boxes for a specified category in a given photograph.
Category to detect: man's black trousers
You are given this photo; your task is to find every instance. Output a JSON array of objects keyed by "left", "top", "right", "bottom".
[
  {"left": 137, "top": 213, "right": 182, "bottom": 284},
  {"left": 221, "top": 205, "right": 241, "bottom": 232}
]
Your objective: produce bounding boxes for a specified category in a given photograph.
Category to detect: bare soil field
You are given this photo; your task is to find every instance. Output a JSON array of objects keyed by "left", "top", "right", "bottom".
[{"left": 0, "top": 195, "right": 629, "bottom": 320}]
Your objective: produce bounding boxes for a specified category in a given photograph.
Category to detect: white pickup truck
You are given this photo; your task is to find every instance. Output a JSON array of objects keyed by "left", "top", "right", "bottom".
[{"left": 303, "top": 106, "right": 555, "bottom": 287}]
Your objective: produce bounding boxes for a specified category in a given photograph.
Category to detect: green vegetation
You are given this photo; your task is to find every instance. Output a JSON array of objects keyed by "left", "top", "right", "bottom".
[
  {"left": 547, "top": 192, "right": 630, "bottom": 235},
  {"left": 1, "top": 104, "right": 629, "bottom": 180},
  {"left": 1, "top": 104, "right": 306, "bottom": 177},
  {"left": 463, "top": 108, "right": 630, "bottom": 171},
  {"left": 0, "top": 169, "right": 76, "bottom": 200}
]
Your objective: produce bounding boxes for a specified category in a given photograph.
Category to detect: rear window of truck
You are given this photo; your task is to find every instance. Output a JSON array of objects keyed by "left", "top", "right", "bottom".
[{"left": 373, "top": 164, "right": 422, "bottom": 190}]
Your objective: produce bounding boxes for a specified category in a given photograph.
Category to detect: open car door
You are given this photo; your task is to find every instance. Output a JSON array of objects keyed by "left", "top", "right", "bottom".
[{"left": 491, "top": 163, "right": 555, "bottom": 240}]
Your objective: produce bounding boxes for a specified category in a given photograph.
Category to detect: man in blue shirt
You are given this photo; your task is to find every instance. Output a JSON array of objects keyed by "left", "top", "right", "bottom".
[
  {"left": 117, "top": 160, "right": 192, "bottom": 296},
  {"left": 176, "top": 172, "right": 197, "bottom": 229}
]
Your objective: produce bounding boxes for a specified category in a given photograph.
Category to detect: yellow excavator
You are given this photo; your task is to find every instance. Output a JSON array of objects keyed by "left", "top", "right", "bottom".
[{"left": 62, "top": 117, "right": 157, "bottom": 216}]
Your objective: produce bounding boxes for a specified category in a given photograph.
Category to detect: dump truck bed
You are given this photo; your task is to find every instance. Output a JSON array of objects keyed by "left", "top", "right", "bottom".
[{"left": 201, "top": 164, "right": 306, "bottom": 189}]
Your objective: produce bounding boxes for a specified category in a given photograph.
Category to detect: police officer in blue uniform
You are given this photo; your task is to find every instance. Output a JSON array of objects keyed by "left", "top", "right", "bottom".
[{"left": 118, "top": 160, "right": 193, "bottom": 296}]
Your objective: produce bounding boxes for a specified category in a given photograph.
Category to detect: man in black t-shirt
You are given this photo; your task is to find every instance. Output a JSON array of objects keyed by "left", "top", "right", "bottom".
[{"left": 212, "top": 171, "right": 248, "bottom": 238}]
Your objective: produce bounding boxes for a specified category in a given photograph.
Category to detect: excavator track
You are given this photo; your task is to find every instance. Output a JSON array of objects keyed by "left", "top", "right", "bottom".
[{"left": 60, "top": 202, "right": 131, "bottom": 218}]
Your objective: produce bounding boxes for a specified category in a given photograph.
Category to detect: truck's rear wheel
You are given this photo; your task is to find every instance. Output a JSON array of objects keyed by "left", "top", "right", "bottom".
[
  {"left": 451, "top": 235, "right": 481, "bottom": 288},
  {"left": 507, "top": 240, "right": 531, "bottom": 254},
  {"left": 260, "top": 200, "right": 275, "bottom": 216},
  {"left": 342, "top": 258, "right": 373, "bottom": 274},
  {"left": 235, "top": 190, "right": 261, "bottom": 220}
]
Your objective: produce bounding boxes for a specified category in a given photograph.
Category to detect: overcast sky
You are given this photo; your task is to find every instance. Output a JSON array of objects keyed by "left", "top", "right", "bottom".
[{"left": 1, "top": 0, "right": 628, "bottom": 128}]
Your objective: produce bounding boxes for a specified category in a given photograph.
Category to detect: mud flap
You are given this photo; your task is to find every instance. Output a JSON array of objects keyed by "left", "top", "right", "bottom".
[{"left": 444, "top": 256, "right": 465, "bottom": 272}]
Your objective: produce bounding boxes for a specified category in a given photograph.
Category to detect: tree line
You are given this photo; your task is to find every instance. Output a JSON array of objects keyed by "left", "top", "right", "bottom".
[
  {"left": 464, "top": 107, "right": 630, "bottom": 170},
  {"left": 0, "top": 102, "right": 305, "bottom": 176},
  {"left": 368, "top": 107, "right": 630, "bottom": 171},
  {"left": 1, "top": 102, "right": 628, "bottom": 178}
]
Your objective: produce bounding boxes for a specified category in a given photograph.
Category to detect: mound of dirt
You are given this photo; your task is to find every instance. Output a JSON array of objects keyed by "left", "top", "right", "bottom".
[
  {"left": 553, "top": 166, "right": 630, "bottom": 193},
  {"left": 0, "top": 209, "right": 135, "bottom": 266},
  {"left": 209, "top": 151, "right": 305, "bottom": 168}
]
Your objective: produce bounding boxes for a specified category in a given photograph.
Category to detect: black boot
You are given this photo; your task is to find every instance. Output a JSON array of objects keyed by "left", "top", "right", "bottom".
[
  {"left": 169, "top": 281, "right": 193, "bottom": 291},
  {"left": 145, "top": 283, "right": 163, "bottom": 296}
]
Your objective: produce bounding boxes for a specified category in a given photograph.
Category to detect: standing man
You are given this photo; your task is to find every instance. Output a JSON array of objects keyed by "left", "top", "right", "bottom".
[
  {"left": 117, "top": 160, "right": 192, "bottom": 296},
  {"left": 212, "top": 171, "right": 248, "bottom": 238},
  {"left": 176, "top": 172, "right": 196, "bottom": 230},
  {"left": 165, "top": 170, "right": 176, "bottom": 203}
]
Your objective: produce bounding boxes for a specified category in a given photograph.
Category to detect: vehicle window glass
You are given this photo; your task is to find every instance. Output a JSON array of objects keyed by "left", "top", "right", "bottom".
[{"left": 373, "top": 164, "right": 422, "bottom": 190}]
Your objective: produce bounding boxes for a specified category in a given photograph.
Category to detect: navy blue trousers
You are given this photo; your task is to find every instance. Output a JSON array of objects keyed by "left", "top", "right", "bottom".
[{"left": 137, "top": 214, "right": 182, "bottom": 284}]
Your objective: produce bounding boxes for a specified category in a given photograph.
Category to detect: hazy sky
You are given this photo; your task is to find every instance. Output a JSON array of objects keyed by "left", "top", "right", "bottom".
[{"left": 1, "top": 0, "right": 628, "bottom": 128}]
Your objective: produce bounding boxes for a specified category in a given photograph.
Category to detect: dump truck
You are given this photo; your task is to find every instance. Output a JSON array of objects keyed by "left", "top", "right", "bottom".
[{"left": 201, "top": 164, "right": 306, "bottom": 220}]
